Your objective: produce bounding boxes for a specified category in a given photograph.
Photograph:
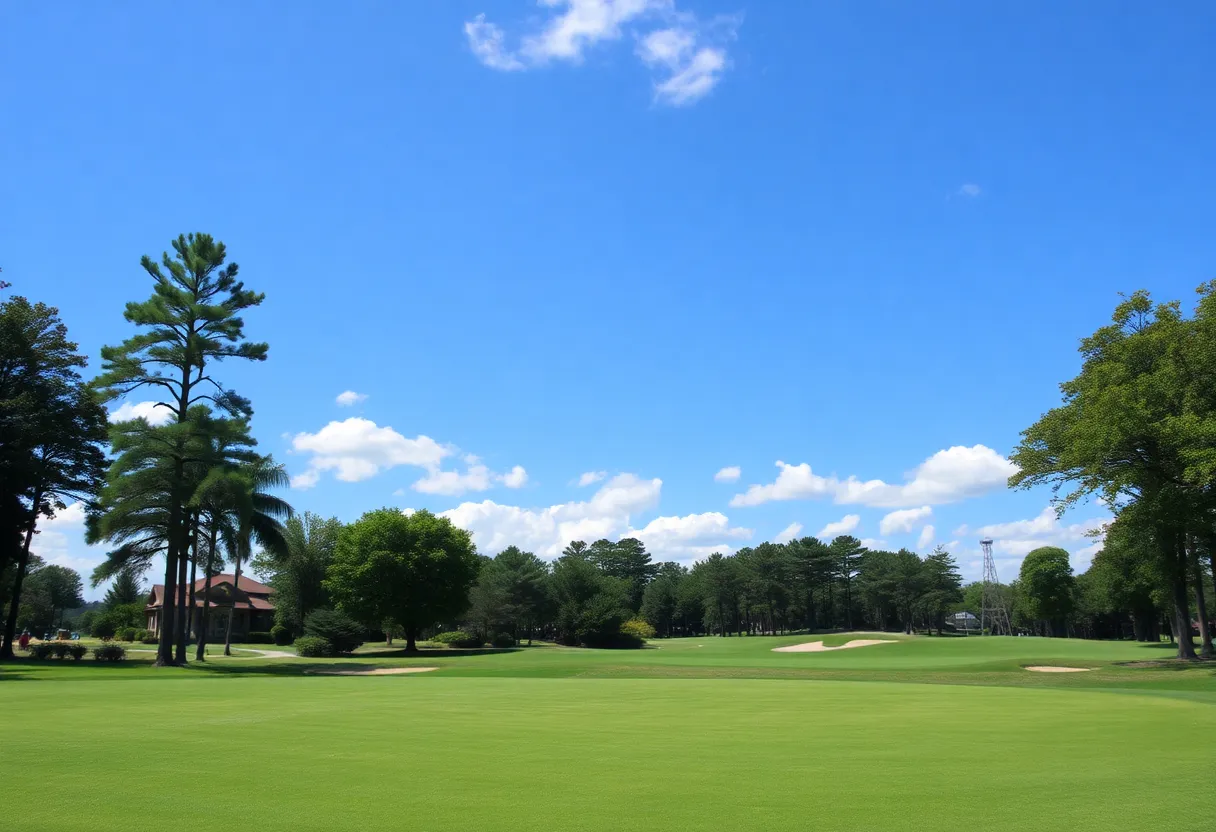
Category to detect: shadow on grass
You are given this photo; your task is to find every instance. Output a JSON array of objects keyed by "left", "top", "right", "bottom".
[{"left": 355, "top": 646, "right": 521, "bottom": 659}]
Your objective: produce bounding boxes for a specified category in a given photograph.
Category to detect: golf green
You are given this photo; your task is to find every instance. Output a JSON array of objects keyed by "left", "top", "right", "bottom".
[{"left": 3, "top": 635, "right": 1213, "bottom": 831}]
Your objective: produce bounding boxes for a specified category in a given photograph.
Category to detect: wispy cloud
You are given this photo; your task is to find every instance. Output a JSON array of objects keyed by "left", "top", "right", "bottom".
[
  {"left": 956, "top": 183, "right": 982, "bottom": 198},
  {"left": 464, "top": 1, "right": 739, "bottom": 106}
]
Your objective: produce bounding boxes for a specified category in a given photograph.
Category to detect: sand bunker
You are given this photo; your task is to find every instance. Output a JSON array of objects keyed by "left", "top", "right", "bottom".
[
  {"left": 772, "top": 639, "right": 895, "bottom": 653},
  {"left": 1024, "top": 666, "right": 1092, "bottom": 673},
  {"left": 307, "top": 666, "right": 438, "bottom": 676}
]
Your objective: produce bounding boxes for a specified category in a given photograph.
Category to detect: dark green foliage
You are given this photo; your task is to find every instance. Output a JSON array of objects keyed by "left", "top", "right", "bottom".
[
  {"left": 1019, "top": 546, "right": 1076, "bottom": 636},
  {"left": 118, "top": 627, "right": 137, "bottom": 643},
  {"left": 92, "top": 643, "right": 127, "bottom": 662},
  {"left": 103, "top": 567, "right": 144, "bottom": 607},
  {"left": 270, "top": 624, "right": 292, "bottom": 646},
  {"left": 140, "top": 633, "right": 159, "bottom": 644},
  {"left": 26, "top": 642, "right": 55, "bottom": 659},
  {"left": 326, "top": 509, "right": 479, "bottom": 652},
  {"left": 252, "top": 511, "right": 341, "bottom": 635},
  {"left": 464, "top": 546, "right": 549, "bottom": 643},
  {"left": 303, "top": 608, "right": 364, "bottom": 654},
  {"left": 293, "top": 635, "right": 332, "bottom": 658},
  {"left": 490, "top": 632, "right": 515, "bottom": 648},
  {"left": 432, "top": 631, "right": 482, "bottom": 648},
  {"left": 67, "top": 643, "right": 87, "bottom": 660},
  {"left": 246, "top": 631, "right": 274, "bottom": 644},
  {"left": 586, "top": 537, "right": 657, "bottom": 610},
  {"left": 90, "top": 617, "right": 117, "bottom": 640}
]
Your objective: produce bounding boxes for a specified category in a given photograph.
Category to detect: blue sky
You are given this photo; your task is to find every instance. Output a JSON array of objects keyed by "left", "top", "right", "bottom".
[{"left": 4, "top": 2, "right": 1214, "bottom": 599}]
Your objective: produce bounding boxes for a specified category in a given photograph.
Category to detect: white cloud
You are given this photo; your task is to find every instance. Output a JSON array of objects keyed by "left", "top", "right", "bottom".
[
  {"left": 774, "top": 522, "right": 803, "bottom": 544},
  {"left": 732, "top": 445, "right": 1016, "bottom": 509},
  {"left": 464, "top": 14, "right": 526, "bottom": 71},
  {"left": 291, "top": 418, "right": 451, "bottom": 487},
  {"left": 578, "top": 470, "right": 607, "bottom": 487},
  {"left": 879, "top": 506, "right": 932, "bottom": 536},
  {"left": 441, "top": 473, "right": 661, "bottom": 557},
  {"left": 503, "top": 465, "right": 529, "bottom": 489},
  {"left": 625, "top": 511, "right": 752, "bottom": 562},
  {"left": 335, "top": 390, "right": 368, "bottom": 407},
  {"left": 961, "top": 506, "right": 1111, "bottom": 576},
  {"left": 860, "top": 538, "right": 887, "bottom": 550},
  {"left": 714, "top": 466, "right": 741, "bottom": 483},
  {"left": 108, "top": 400, "right": 173, "bottom": 426},
  {"left": 640, "top": 30, "right": 728, "bottom": 106},
  {"left": 917, "top": 525, "right": 935, "bottom": 550},
  {"left": 957, "top": 183, "right": 982, "bottom": 198},
  {"left": 28, "top": 502, "right": 109, "bottom": 586},
  {"left": 412, "top": 464, "right": 494, "bottom": 496},
  {"left": 464, "top": 1, "right": 736, "bottom": 106},
  {"left": 817, "top": 514, "right": 860, "bottom": 540}
]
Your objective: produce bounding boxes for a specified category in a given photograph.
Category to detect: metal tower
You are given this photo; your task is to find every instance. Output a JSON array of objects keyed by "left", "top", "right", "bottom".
[{"left": 980, "top": 538, "right": 1012, "bottom": 636}]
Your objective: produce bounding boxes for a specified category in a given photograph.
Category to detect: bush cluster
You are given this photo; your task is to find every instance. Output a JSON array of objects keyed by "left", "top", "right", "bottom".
[
  {"left": 270, "top": 624, "right": 293, "bottom": 646},
  {"left": 118, "top": 627, "right": 138, "bottom": 643},
  {"left": 490, "top": 632, "right": 515, "bottom": 648},
  {"left": 246, "top": 631, "right": 275, "bottom": 644},
  {"left": 432, "top": 630, "right": 482, "bottom": 648},
  {"left": 140, "top": 633, "right": 159, "bottom": 644},
  {"left": 293, "top": 635, "right": 333, "bottom": 658},
  {"left": 621, "top": 618, "right": 656, "bottom": 642},
  {"left": 90, "top": 618, "right": 117, "bottom": 640},
  {"left": 303, "top": 609, "right": 364, "bottom": 654},
  {"left": 26, "top": 642, "right": 89, "bottom": 660},
  {"left": 92, "top": 643, "right": 127, "bottom": 662}
]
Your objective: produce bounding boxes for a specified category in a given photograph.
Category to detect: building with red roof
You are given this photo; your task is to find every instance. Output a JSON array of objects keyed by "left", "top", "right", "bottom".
[{"left": 145, "top": 574, "right": 275, "bottom": 639}]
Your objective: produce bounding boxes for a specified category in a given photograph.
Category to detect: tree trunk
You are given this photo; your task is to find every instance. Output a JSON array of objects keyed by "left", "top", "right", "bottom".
[
  {"left": 405, "top": 627, "right": 418, "bottom": 652},
  {"left": 175, "top": 530, "right": 189, "bottom": 663},
  {"left": 1169, "top": 570, "right": 1197, "bottom": 660},
  {"left": 1190, "top": 546, "right": 1213, "bottom": 658},
  {"left": 1, "top": 492, "right": 41, "bottom": 659},
  {"left": 223, "top": 550, "right": 242, "bottom": 657},
  {"left": 186, "top": 514, "right": 199, "bottom": 644},
  {"left": 195, "top": 522, "right": 219, "bottom": 662},
  {"left": 157, "top": 464, "right": 184, "bottom": 666}
]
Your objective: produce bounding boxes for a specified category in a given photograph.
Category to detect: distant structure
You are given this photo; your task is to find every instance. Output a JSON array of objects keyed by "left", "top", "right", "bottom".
[{"left": 980, "top": 538, "right": 1012, "bottom": 636}]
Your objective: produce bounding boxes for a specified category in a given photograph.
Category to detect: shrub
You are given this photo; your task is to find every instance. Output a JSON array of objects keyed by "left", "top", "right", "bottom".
[
  {"left": 140, "top": 633, "right": 159, "bottom": 645},
  {"left": 51, "top": 642, "right": 72, "bottom": 659},
  {"left": 246, "top": 631, "right": 274, "bottom": 644},
  {"left": 90, "top": 618, "right": 117, "bottom": 640},
  {"left": 68, "top": 643, "right": 88, "bottom": 660},
  {"left": 92, "top": 643, "right": 127, "bottom": 662},
  {"left": 118, "top": 627, "right": 138, "bottom": 643},
  {"left": 432, "top": 630, "right": 482, "bottom": 648},
  {"left": 26, "top": 642, "right": 55, "bottom": 660},
  {"left": 490, "top": 632, "right": 515, "bottom": 648},
  {"left": 134, "top": 629, "right": 148, "bottom": 641},
  {"left": 270, "top": 624, "right": 293, "bottom": 646},
  {"left": 293, "top": 635, "right": 333, "bottom": 658},
  {"left": 303, "top": 609, "right": 364, "bottom": 654},
  {"left": 621, "top": 618, "right": 656, "bottom": 642}
]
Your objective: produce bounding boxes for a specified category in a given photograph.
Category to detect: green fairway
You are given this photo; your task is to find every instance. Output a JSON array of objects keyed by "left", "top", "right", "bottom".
[{"left": 3, "top": 634, "right": 1214, "bottom": 831}]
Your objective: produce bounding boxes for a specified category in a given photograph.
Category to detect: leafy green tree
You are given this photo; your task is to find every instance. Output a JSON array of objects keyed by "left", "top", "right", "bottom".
[
  {"left": 892, "top": 549, "right": 927, "bottom": 634},
  {"left": 219, "top": 458, "right": 291, "bottom": 656},
  {"left": 250, "top": 511, "right": 341, "bottom": 636},
  {"left": 691, "top": 552, "right": 740, "bottom": 636},
  {"left": 741, "top": 543, "right": 792, "bottom": 634},
  {"left": 1009, "top": 287, "right": 1216, "bottom": 658},
  {"left": 788, "top": 537, "right": 833, "bottom": 630},
  {"left": 1018, "top": 547, "right": 1076, "bottom": 637},
  {"left": 917, "top": 546, "right": 963, "bottom": 635},
  {"left": 488, "top": 546, "right": 549, "bottom": 643},
  {"left": 303, "top": 608, "right": 365, "bottom": 654},
  {"left": 587, "top": 537, "right": 657, "bottom": 610},
  {"left": 103, "top": 566, "right": 145, "bottom": 607},
  {"left": 326, "top": 509, "right": 479, "bottom": 651},
  {"left": 20, "top": 565, "right": 84, "bottom": 632},
  {"left": 828, "top": 535, "right": 866, "bottom": 629},
  {"left": 93, "top": 234, "right": 267, "bottom": 666},
  {"left": 0, "top": 295, "right": 106, "bottom": 658}
]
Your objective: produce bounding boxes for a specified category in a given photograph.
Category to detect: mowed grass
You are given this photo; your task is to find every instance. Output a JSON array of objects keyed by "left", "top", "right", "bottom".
[{"left": 3, "top": 634, "right": 1214, "bottom": 831}]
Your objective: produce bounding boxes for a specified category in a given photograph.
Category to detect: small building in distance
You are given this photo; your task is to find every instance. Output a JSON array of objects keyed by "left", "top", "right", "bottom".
[
  {"left": 947, "top": 611, "right": 980, "bottom": 632},
  {"left": 145, "top": 574, "right": 275, "bottom": 639}
]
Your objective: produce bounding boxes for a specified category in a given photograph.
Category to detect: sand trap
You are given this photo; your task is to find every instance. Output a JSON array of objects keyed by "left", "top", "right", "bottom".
[
  {"left": 773, "top": 639, "right": 895, "bottom": 653},
  {"left": 306, "top": 666, "right": 438, "bottom": 676},
  {"left": 1024, "top": 665, "right": 1092, "bottom": 673}
]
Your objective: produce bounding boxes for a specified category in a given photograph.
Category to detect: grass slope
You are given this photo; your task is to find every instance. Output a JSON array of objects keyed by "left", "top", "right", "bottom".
[{"left": 3, "top": 634, "right": 1213, "bottom": 831}]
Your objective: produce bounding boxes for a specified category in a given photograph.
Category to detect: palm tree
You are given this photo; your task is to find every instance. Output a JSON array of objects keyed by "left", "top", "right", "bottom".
[{"left": 220, "top": 458, "right": 291, "bottom": 656}]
